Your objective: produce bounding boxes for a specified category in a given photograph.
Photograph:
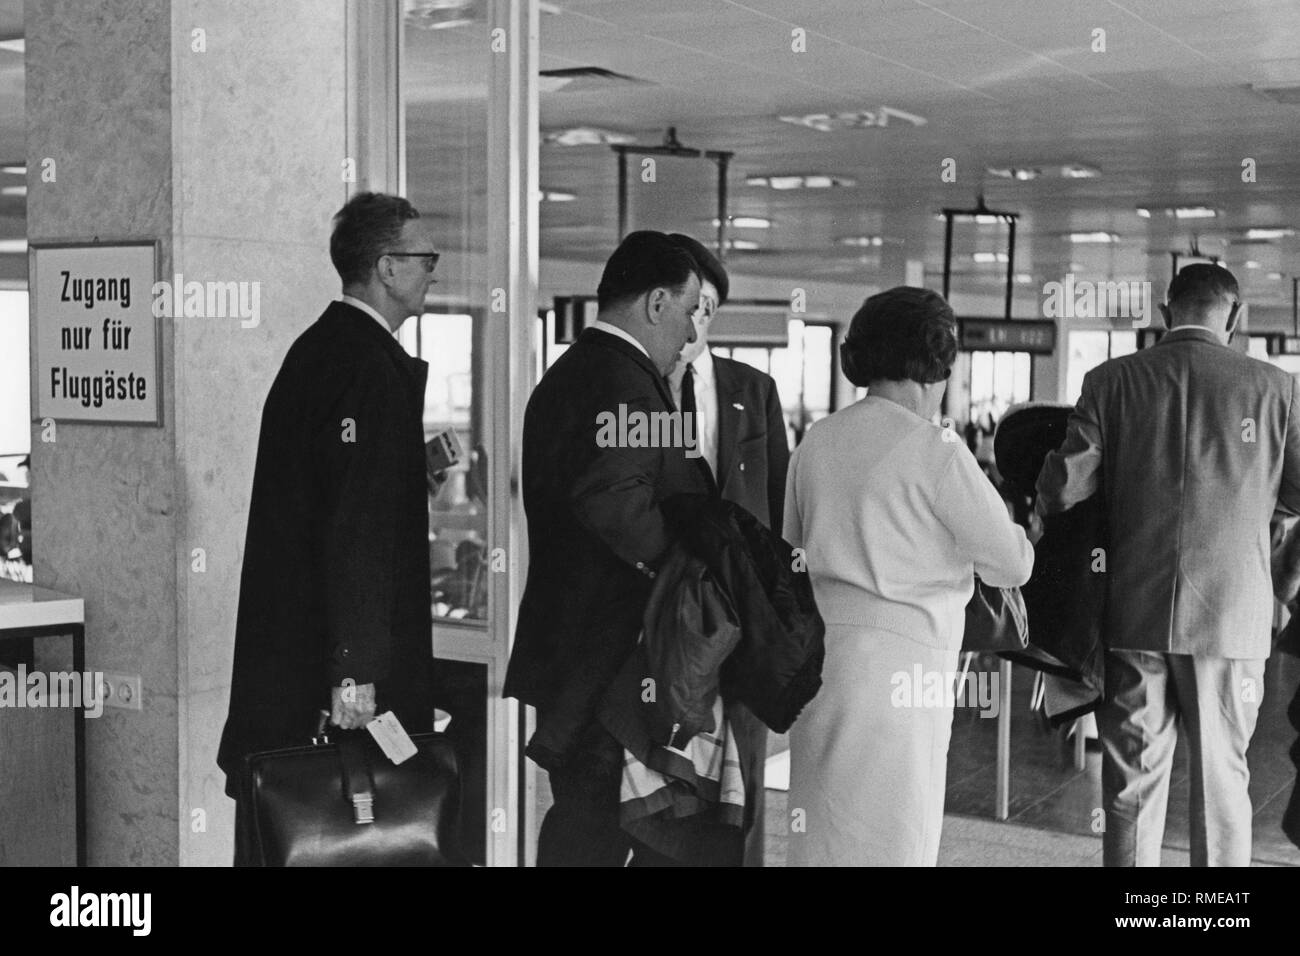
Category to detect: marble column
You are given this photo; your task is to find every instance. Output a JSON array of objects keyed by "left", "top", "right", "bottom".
[{"left": 26, "top": 0, "right": 349, "bottom": 865}]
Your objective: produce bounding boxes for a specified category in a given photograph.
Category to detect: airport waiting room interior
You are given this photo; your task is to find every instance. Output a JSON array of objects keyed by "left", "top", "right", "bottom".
[{"left": 1, "top": 0, "right": 1299, "bottom": 866}]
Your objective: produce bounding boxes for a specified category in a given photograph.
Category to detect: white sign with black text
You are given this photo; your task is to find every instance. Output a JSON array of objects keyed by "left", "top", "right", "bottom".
[{"left": 31, "top": 242, "right": 160, "bottom": 425}]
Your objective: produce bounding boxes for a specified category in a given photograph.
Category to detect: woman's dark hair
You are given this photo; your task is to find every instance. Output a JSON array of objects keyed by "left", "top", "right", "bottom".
[
  {"left": 840, "top": 286, "right": 957, "bottom": 387},
  {"left": 330, "top": 192, "right": 421, "bottom": 286}
]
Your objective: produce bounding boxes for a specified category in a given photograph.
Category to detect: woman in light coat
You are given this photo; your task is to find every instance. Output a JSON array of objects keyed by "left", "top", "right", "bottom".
[{"left": 785, "top": 287, "right": 1033, "bottom": 866}]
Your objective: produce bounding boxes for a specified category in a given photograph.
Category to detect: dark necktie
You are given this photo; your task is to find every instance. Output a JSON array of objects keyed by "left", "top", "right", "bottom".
[{"left": 679, "top": 362, "right": 697, "bottom": 418}]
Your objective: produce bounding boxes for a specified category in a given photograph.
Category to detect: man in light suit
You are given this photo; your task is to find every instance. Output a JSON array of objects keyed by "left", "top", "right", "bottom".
[
  {"left": 1036, "top": 263, "right": 1300, "bottom": 866},
  {"left": 666, "top": 233, "right": 791, "bottom": 866}
]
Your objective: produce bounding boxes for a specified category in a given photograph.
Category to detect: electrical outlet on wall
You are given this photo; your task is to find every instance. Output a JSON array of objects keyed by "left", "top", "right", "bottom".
[{"left": 98, "top": 672, "right": 142, "bottom": 711}]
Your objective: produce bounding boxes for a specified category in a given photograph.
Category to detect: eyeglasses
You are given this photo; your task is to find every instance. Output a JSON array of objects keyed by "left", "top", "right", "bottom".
[
  {"left": 693, "top": 297, "right": 719, "bottom": 320},
  {"left": 379, "top": 251, "right": 441, "bottom": 274}
]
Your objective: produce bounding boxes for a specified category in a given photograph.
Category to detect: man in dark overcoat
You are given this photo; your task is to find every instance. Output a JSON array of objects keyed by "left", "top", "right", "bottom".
[{"left": 218, "top": 192, "right": 441, "bottom": 864}]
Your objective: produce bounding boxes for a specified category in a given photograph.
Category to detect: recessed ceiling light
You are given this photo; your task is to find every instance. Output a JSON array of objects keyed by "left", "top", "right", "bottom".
[
  {"left": 746, "top": 174, "right": 855, "bottom": 190},
  {"left": 539, "top": 190, "right": 575, "bottom": 202},
  {"left": 1, "top": 165, "right": 24, "bottom": 175},
  {"left": 0, "top": 185, "right": 24, "bottom": 197},
  {"left": 0, "top": 238, "right": 27, "bottom": 253},
  {"left": 972, "top": 252, "right": 1009, "bottom": 263},
  {"left": 1136, "top": 207, "right": 1151, "bottom": 218},
  {"left": 1014, "top": 273, "right": 1033, "bottom": 283},
  {"left": 1067, "top": 232, "right": 1119, "bottom": 244},
  {"left": 1267, "top": 271, "right": 1284, "bottom": 280},
  {"left": 1245, "top": 261, "right": 1261, "bottom": 269},
  {"left": 1245, "top": 227, "right": 1295, "bottom": 241},
  {"left": 838, "top": 236, "right": 884, "bottom": 247},
  {"left": 543, "top": 127, "right": 636, "bottom": 147},
  {"left": 713, "top": 216, "right": 771, "bottom": 229}
]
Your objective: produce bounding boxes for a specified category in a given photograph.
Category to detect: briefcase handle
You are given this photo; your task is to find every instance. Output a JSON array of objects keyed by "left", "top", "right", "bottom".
[
  {"left": 337, "top": 730, "right": 377, "bottom": 826},
  {"left": 311, "top": 710, "right": 377, "bottom": 826}
]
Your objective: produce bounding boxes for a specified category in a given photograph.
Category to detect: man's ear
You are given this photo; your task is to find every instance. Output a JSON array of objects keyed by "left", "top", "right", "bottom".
[
  {"left": 1158, "top": 302, "right": 1172, "bottom": 331},
  {"left": 644, "top": 287, "right": 667, "bottom": 326}
]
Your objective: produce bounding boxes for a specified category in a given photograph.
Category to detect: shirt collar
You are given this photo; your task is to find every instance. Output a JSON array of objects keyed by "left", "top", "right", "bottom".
[
  {"left": 340, "top": 294, "right": 395, "bottom": 335},
  {"left": 688, "top": 347, "right": 714, "bottom": 384},
  {"left": 1164, "top": 323, "right": 1226, "bottom": 343},
  {"left": 590, "top": 320, "right": 649, "bottom": 358}
]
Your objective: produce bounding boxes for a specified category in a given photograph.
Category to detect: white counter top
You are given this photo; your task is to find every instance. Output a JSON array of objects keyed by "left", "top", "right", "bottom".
[{"left": 0, "top": 578, "right": 85, "bottom": 630}]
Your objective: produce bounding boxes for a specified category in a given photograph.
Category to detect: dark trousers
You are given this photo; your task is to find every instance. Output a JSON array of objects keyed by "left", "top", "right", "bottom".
[{"left": 535, "top": 722, "right": 682, "bottom": 867}]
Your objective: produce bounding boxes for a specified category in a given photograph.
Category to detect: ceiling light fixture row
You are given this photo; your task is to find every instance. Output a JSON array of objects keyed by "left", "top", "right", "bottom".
[
  {"left": 1136, "top": 206, "right": 1218, "bottom": 219},
  {"left": 745, "top": 174, "right": 856, "bottom": 190},
  {"left": 986, "top": 163, "right": 1100, "bottom": 181}
]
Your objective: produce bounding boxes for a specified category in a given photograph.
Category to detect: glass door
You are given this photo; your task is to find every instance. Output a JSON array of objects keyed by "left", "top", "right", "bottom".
[{"left": 401, "top": 0, "right": 538, "bottom": 866}]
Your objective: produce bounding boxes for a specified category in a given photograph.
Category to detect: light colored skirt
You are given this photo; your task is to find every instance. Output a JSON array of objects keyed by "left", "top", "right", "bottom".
[{"left": 787, "top": 625, "right": 960, "bottom": 866}]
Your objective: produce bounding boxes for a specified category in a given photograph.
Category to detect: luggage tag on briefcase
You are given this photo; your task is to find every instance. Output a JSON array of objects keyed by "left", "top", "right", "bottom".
[{"left": 366, "top": 711, "right": 419, "bottom": 765}]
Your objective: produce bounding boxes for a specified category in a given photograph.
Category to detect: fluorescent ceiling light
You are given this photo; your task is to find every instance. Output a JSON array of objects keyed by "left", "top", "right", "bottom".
[
  {"left": 930, "top": 213, "right": 1004, "bottom": 225},
  {"left": 1, "top": 165, "right": 24, "bottom": 175},
  {"left": 0, "top": 39, "right": 24, "bottom": 54},
  {"left": 838, "top": 236, "right": 883, "bottom": 247},
  {"left": 972, "top": 252, "right": 1008, "bottom": 263},
  {"left": 986, "top": 167, "right": 1039, "bottom": 181},
  {"left": 1136, "top": 208, "right": 1151, "bottom": 218},
  {"left": 1267, "top": 272, "right": 1284, "bottom": 280},
  {"left": 544, "top": 127, "right": 635, "bottom": 147},
  {"left": 1060, "top": 164, "right": 1099, "bottom": 179},
  {"left": 1245, "top": 228, "right": 1295, "bottom": 241},
  {"left": 725, "top": 239, "right": 759, "bottom": 251},
  {"left": 1173, "top": 206, "right": 1217, "bottom": 219},
  {"left": 1014, "top": 273, "right": 1033, "bottom": 283},
  {"left": 0, "top": 185, "right": 24, "bottom": 197},
  {"left": 713, "top": 216, "right": 771, "bottom": 229},
  {"left": 1245, "top": 261, "right": 1261, "bottom": 269},
  {"left": 539, "top": 190, "right": 575, "bottom": 202},
  {"left": 746, "top": 174, "right": 855, "bottom": 190},
  {"left": 0, "top": 238, "right": 27, "bottom": 253},
  {"left": 1067, "top": 232, "right": 1118, "bottom": 244}
]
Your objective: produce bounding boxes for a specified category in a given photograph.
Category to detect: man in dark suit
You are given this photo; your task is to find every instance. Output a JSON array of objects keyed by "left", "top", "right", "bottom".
[
  {"left": 505, "top": 231, "right": 713, "bottom": 866},
  {"left": 1037, "top": 263, "right": 1300, "bottom": 866},
  {"left": 218, "top": 192, "right": 440, "bottom": 864},
  {"left": 666, "top": 233, "right": 791, "bottom": 865}
]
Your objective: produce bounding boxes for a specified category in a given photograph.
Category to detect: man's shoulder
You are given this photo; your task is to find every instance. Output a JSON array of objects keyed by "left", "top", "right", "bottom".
[
  {"left": 285, "top": 303, "right": 394, "bottom": 371},
  {"left": 538, "top": 331, "right": 658, "bottom": 398},
  {"left": 1100, "top": 336, "right": 1287, "bottom": 383},
  {"left": 712, "top": 353, "right": 777, "bottom": 391}
]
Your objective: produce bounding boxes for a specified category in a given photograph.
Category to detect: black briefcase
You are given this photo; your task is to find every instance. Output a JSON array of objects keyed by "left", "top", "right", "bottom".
[{"left": 242, "top": 725, "right": 469, "bottom": 867}]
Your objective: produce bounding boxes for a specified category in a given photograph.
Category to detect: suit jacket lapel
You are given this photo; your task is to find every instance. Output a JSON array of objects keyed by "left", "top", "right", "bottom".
[{"left": 712, "top": 357, "right": 742, "bottom": 491}]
